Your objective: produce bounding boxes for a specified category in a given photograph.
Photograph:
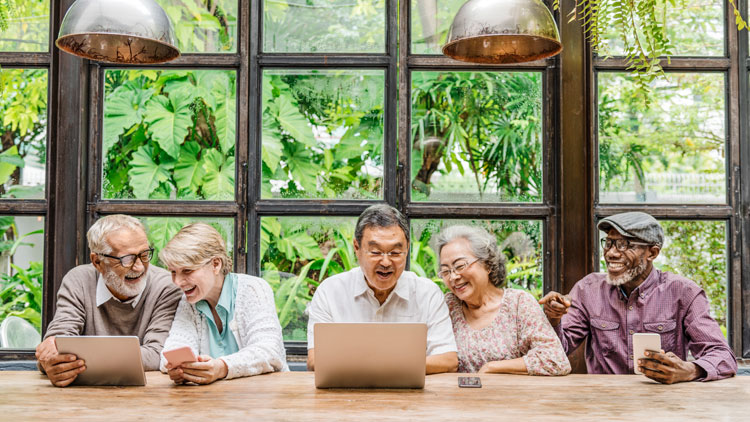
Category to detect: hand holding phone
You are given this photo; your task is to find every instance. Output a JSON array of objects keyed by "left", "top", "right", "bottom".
[
  {"left": 632, "top": 333, "right": 661, "bottom": 374},
  {"left": 163, "top": 346, "right": 197, "bottom": 367},
  {"left": 457, "top": 376, "right": 482, "bottom": 388}
]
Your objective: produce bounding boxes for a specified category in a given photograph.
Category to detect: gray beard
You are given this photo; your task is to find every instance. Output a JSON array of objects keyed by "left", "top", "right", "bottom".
[
  {"left": 606, "top": 258, "right": 647, "bottom": 287},
  {"left": 104, "top": 267, "right": 147, "bottom": 299}
]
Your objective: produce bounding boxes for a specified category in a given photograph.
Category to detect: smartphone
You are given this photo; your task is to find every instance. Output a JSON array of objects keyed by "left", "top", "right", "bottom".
[
  {"left": 163, "top": 346, "right": 197, "bottom": 367},
  {"left": 457, "top": 376, "right": 482, "bottom": 388},
  {"left": 632, "top": 333, "right": 661, "bottom": 374}
]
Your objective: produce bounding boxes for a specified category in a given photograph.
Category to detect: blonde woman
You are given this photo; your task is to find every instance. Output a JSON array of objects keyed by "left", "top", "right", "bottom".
[{"left": 159, "top": 223, "right": 288, "bottom": 384}]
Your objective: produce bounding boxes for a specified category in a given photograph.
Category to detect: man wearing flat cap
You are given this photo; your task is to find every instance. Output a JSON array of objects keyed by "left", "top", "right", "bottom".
[{"left": 539, "top": 211, "right": 736, "bottom": 384}]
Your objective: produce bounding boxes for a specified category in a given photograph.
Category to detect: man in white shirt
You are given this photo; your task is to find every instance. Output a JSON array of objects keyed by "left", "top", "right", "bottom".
[{"left": 306, "top": 204, "right": 458, "bottom": 374}]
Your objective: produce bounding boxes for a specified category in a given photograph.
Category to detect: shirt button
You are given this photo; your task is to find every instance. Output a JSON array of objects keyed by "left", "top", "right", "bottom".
[
  {"left": 640, "top": 293, "right": 645, "bottom": 298},
  {"left": 629, "top": 355, "right": 634, "bottom": 360},
  {"left": 601, "top": 323, "right": 606, "bottom": 328},
  {"left": 629, "top": 330, "right": 634, "bottom": 335},
  {"left": 657, "top": 325, "right": 663, "bottom": 331},
  {"left": 628, "top": 305, "right": 633, "bottom": 310}
]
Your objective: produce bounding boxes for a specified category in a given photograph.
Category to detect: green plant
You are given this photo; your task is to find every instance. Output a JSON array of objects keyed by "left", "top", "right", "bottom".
[{"left": 0, "top": 261, "right": 43, "bottom": 331}]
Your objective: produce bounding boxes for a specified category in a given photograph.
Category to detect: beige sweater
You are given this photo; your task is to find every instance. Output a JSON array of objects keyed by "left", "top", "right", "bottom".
[{"left": 44, "top": 264, "right": 181, "bottom": 370}]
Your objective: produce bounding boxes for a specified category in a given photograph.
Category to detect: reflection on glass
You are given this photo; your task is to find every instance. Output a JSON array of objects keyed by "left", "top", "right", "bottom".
[
  {"left": 598, "top": 72, "right": 725, "bottom": 204},
  {"left": 102, "top": 69, "right": 236, "bottom": 200},
  {"left": 598, "top": 0, "right": 723, "bottom": 57},
  {"left": 598, "top": 219, "right": 727, "bottom": 337},
  {"left": 0, "top": 0, "right": 49, "bottom": 52},
  {"left": 410, "top": 0, "right": 466, "bottom": 54},
  {"left": 0, "top": 69, "right": 47, "bottom": 199},
  {"left": 138, "top": 216, "right": 234, "bottom": 267},
  {"left": 155, "top": 0, "right": 237, "bottom": 53},
  {"left": 260, "top": 216, "right": 357, "bottom": 341},
  {"left": 411, "top": 219, "right": 543, "bottom": 297},
  {"left": 0, "top": 215, "right": 45, "bottom": 348},
  {"left": 263, "top": 0, "right": 385, "bottom": 53},
  {"left": 261, "top": 69, "right": 384, "bottom": 199},
  {"left": 411, "top": 71, "right": 543, "bottom": 203}
]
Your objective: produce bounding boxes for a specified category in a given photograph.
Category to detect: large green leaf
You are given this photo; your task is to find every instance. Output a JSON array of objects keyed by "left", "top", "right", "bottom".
[
  {"left": 214, "top": 90, "right": 236, "bottom": 154},
  {"left": 282, "top": 141, "right": 319, "bottom": 193},
  {"left": 144, "top": 217, "right": 191, "bottom": 261},
  {"left": 201, "top": 149, "right": 235, "bottom": 200},
  {"left": 128, "top": 145, "right": 172, "bottom": 198},
  {"left": 262, "top": 122, "right": 283, "bottom": 173},
  {"left": 173, "top": 141, "right": 205, "bottom": 192},
  {"left": 0, "top": 146, "right": 23, "bottom": 185},
  {"left": 287, "top": 232, "right": 323, "bottom": 260},
  {"left": 272, "top": 94, "right": 316, "bottom": 147},
  {"left": 103, "top": 84, "right": 152, "bottom": 153},
  {"left": 144, "top": 92, "right": 192, "bottom": 159}
]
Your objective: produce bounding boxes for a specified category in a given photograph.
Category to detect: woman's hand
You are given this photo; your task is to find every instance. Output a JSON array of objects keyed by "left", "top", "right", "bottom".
[{"left": 167, "top": 355, "right": 228, "bottom": 385}]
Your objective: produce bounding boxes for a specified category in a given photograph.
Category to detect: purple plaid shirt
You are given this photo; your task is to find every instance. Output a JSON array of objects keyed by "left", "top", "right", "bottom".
[{"left": 554, "top": 268, "right": 737, "bottom": 381}]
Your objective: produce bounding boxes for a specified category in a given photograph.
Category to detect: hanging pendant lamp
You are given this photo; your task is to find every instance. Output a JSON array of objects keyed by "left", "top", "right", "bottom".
[
  {"left": 55, "top": 0, "right": 180, "bottom": 64},
  {"left": 442, "top": 0, "right": 562, "bottom": 64}
]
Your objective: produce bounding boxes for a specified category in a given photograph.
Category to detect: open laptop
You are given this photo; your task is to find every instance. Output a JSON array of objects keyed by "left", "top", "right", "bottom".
[
  {"left": 55, "top": 336, "right": 146, "bottom": 386},
  {"left": 314, "top": 322, "right": 427, "bottom": 389}
]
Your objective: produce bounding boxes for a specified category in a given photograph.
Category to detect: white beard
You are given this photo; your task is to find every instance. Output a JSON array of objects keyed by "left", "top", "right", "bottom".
[
  {"left": 104, "top": 267, "right": 147, "bottom": 299},
  {"left": 606, "top": 258, "right": 647, "bottom": 287}
]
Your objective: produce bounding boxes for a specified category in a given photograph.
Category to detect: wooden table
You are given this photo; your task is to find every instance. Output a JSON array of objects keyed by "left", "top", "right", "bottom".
[{"left": 1, "top": 371, "right": 748, "bottom": 421}]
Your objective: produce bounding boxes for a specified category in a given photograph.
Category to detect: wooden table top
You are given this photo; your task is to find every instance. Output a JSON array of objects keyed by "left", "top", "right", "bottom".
[{"left": 1, "top": 371, "right": 748, "bottom": 421}]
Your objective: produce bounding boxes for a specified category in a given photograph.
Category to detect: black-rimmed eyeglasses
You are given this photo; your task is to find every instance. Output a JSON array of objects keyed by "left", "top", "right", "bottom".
[
  {"left": 600, "top": 238, "right": 651, "bottom": 252},
  {"left": 98, "top": 248, "right": 154, "bottom": 268}
]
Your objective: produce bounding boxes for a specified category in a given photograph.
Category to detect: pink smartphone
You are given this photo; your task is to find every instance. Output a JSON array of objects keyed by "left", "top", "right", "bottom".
[{"left": 163, "top": 346, "right": 197, "bottom": 367}]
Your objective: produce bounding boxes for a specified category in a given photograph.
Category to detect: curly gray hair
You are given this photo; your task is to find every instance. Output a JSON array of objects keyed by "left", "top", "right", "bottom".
[{"left": 433, "top": 225, "right": 507, "bottom": 287}]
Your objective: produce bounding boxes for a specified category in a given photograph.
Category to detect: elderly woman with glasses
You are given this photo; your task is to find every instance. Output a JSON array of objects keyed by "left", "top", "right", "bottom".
[
  {"left": 158, "top": 223, "right": 288, "bottom": 384},
  {"left": 435, "top": 225, "right": 570, "bottom": 375}
]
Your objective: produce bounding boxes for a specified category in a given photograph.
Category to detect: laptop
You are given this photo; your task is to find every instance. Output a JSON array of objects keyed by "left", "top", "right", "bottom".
[
  {"left": 55, "top": 336, "right": 146, "bottom": 386},
  {"left": 313, "top": 322, "right": 427, "bottom": 389}
]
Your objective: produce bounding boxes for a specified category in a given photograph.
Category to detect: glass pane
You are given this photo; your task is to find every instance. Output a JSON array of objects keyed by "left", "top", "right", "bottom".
[
  {"left": 598, "top": 220, "right": 727, "bottom": 338},
  {"left": 260, "top": 216, "right": 357, "bottom": 341},
  {"left": 598, "top": 73, "right": 725, "bottom": 204},
  {"left": 0, "top": 0, "right": 49, "bottom": 52},
  {"left": 261, "top": 69, "right": 384, "bottom": 199},
  {"left": 411, "top": 219, "right": 543, "bottom": 298},
  {"left": 411, "top": 71, "right": 543, "bottom": 203},
  {"left": 0, "top": 216, "right": 44, "bottom": 349},
  {"left": 139, "top": 216, "right": 235, "bottom": 268},
  {"left": 599, "top": 0, "right": 723, "bottom": 57},
  {"left": 410, "top": 0, "right": 466, "bottom": 55},
  {"left": 102, "top": 69, "right": 236, "bottom": 200},
  {"left": 263, "top": 0, "right": 385, "bottom": 53},
  {"left": 0, "top": 68, "right": 47, "bottom": 199},
  {"left": 155, "top": 0, "right": 237, "bottom": 53}
]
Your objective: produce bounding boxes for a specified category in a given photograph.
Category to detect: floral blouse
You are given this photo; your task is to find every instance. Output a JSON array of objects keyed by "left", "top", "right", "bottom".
[{"left": 446, "top": 288, "right": 571, "bottom": 375}]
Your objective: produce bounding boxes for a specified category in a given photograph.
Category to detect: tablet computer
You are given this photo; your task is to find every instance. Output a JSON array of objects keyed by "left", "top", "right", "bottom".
[{"left": 55, "top": 336, "right": 146, "bottom": 386}]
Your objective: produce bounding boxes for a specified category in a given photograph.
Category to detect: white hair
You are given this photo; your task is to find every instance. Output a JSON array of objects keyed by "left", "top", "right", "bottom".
[{"left": 87, "top": 214, "right": 146, "bottom": 254}]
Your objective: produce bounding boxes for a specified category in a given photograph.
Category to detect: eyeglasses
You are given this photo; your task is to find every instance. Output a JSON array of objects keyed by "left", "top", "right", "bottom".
[
  {"left": 366, "top": 250, "right": 405, "bottom": 260},
  {"left": 99, "top": 248, "right": 154, "bottom": 268},
  {"left": 600, "top": 238, "right": 651, "bottom": 252},
  {"left": 438, "top": 258, "right": 480, "bottom": 280}
]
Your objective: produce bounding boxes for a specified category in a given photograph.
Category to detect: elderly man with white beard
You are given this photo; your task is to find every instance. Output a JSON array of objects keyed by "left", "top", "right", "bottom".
[
  {"left": 538, "top": 212, "right": 736, "bottom": 384},
  {"left": 35, "top": 215, "right": 181, "bottom": 387}
]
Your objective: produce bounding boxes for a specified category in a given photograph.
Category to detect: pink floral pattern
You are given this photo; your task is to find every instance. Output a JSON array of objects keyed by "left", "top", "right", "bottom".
[{"left": 446, "top": 288, "right": 571, "bottom": 375}]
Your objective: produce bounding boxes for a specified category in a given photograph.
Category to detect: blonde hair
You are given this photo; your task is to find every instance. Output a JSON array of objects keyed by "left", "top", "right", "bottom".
[
  {"left": 87, "top": 214, "right": 147, "bottom": 254},
  {"left": 159, "top": 223, "right": 232, "bottom": 276}
]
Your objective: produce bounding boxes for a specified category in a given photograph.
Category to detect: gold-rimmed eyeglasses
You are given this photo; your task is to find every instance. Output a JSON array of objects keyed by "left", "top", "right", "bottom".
[{"left": 438, "top": 258, "right": 480, "bottom": 280}]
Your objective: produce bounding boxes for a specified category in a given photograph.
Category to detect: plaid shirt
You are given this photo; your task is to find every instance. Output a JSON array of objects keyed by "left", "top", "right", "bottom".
[{"left": 554, "top": 268, "right": 737, "bottom": 381}]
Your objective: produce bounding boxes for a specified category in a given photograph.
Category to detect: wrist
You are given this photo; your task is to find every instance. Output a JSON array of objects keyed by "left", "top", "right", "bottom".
[
  {"left": 689, "top": 362, "right": 706, "bottom": 381},
  {"left": 218, "top": 358, "right": 228, "bottom": 379}
]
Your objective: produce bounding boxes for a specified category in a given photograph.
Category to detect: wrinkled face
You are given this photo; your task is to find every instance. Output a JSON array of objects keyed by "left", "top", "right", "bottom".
[
  {"left": 354, "top": 225, "right": 408, "bottom": 292},
  {"left": 438, "top": 238, "right": 490, "bottom": 302},
  {"left": 169, "top": 258, "right": 223, "bottom": 305},
  {"left": 603, "top": 229, "right": 651, "bottom": 286},
  {"left": 93, "top": 228, "right": 150, "bottom": 301}
]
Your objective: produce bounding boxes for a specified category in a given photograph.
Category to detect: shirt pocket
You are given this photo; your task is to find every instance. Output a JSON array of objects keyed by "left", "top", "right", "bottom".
[
  {"left": 590, "top": 317, "right": 621, "bottom": 354},
  {"left": 643, "top": 320, "right": 677, "bottom": 353}
]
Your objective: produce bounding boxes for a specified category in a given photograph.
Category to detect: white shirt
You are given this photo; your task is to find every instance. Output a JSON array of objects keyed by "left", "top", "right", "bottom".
[
  {"left": 306, "top": 267, "right": 457, "bottom": 356},
  {"left": 95, "top": 274, "right": 143, "bottom": 308}
]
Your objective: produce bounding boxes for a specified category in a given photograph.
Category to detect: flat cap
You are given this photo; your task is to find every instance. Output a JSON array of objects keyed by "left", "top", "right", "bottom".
[{"left": 597, "top": 212, "right": 664, "bottom": 247}]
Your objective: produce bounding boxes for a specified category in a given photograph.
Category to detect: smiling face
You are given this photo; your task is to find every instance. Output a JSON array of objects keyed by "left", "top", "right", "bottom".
[
  {"left": 169, "top": 257, "right": 224, "bottom": 306},
  {"left": 91, "top": 228, "right": 151, "bottom": 301},
  {"left": 603, "top": 229, "right": 657, "bottom": 287},
  {"left": 354, "top": 225, "right": 408, "bottom": 292},
  {"left": 438, "top": 238, "right": 491, "bottom": 302}
]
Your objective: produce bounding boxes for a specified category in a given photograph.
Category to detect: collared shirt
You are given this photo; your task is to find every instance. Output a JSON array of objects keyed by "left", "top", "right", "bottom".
[
  {"left": 195, "top": 273, "right": 240, "bottom": 358},
  {"left": 306, "top": 267, "right": 457, "bottom": 356},
  {"left": 95, "top": 274, "right": 143, "bottom": 308},
  {"left": 555, "top": 268, "right": 737, "bottom": 381}
]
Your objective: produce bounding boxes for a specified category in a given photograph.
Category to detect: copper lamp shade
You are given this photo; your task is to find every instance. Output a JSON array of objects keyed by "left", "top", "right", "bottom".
[
  {"left": 442, "top": 0, "right": 562, "bottom": 64},
  {"left": 55, "top": 0, "right": 180, "bottom": 64}
]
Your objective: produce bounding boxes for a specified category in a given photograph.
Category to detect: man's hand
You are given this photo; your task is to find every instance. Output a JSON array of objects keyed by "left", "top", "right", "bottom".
[
  {"left": 35, "top": 336, "right": 85, "bottom": 387},
  {"left": 638, "top": 350, "right": 705, "bottom": 384},
  {"left": 538, "top": 291, "right": 572, "bottom": 327},
  {"left": 171, "top": 355, "right": 228, "bottom": 385}
]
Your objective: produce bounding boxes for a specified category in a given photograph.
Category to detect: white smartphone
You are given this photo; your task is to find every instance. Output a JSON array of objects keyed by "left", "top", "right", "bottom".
[
  {"left": 163, "top": 346, "right": 197, "bottom": 367},
  {"left": 632, "top": 333, "right": 661, "bottom": 374}
]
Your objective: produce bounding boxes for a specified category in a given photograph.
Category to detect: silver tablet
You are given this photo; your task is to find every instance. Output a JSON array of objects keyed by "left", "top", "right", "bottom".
[{"left": 55, "top": 336, "right": 146, "bottom": 386}]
